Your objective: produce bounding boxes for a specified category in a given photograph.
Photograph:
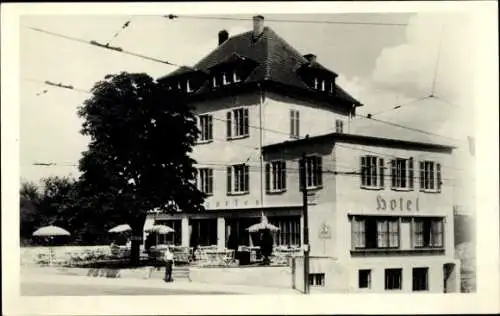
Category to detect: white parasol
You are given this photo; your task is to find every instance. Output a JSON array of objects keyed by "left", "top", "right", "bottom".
[
  {"left": 33, "top": 225, "right": 70, "bottom": 237},
  {"left": 145, "top": 224, "right": 175, "bottom": 234},
  {"left": 108, "top": 224, "right": 132, "bottom": 233},
  {"left": 246, "top": 215, "right": 279, "bottom": 233},
  {"left": 32, "top": 225, "right": 71, "bottom": 265}
]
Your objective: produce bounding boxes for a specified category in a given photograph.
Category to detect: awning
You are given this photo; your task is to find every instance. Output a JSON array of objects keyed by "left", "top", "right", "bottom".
[{"left": 143, "top": 217, "right": 155, "bottom": 232}]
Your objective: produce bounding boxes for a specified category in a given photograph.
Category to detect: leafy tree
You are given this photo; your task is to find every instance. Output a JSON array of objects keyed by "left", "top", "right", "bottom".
[
  {"left": 77, "top": 72, "right": 205, "bottom": 264},
  {"left": 20, "top": 181, "right": 42, "bottom": 243}
]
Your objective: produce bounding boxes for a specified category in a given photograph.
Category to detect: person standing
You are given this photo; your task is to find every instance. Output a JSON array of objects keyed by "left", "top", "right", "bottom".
[{"left": 163, "top": 247, "right": 174, "bottom": 282}]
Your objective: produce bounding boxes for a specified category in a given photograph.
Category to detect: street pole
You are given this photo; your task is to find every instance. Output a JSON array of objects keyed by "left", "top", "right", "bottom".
[{"left": 300, "top": 153, "right": 310, "bottom": 294}]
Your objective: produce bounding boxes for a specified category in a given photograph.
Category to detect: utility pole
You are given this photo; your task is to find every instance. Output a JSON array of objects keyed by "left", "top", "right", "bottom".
[{"left": 299, "top": 153, "right": 310, "bottom": 294}]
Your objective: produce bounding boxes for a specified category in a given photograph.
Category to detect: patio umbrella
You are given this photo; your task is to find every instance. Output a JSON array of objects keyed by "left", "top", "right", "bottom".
[
  {"left": 145, "top": 224, "right": 175, "bottom": 245},
  {"left": 246, "top": 215, "right": 279, "bottom": 233},
  {"left": 108, "top": 224, "right": 132, "bottom": 233},
  {"left": 32, "top": 225, "right": 71, "bottom": 265}
]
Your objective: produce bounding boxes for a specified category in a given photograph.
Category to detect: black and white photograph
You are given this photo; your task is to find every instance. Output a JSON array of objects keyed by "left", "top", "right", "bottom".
[{"left": 2, "top": 1, "right": 498, "bottom": 315}]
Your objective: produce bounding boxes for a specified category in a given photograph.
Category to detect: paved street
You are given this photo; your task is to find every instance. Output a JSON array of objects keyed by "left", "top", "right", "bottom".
[
  {"left": 21, "top": 281, "right": 234, "bottom": 296},
  {"left": 20, "top": 268, "right": 297, "bottom": 296}
]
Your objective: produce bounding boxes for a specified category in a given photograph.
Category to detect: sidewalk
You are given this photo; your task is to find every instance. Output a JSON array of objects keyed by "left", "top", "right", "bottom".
[{"left": 21, "top": 269, "right": 300, "bottom": 295}]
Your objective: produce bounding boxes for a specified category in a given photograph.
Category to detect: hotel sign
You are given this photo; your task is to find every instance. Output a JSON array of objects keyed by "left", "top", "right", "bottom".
[{"left": 376, "top": 195, "right": 420, "bottom": 212}]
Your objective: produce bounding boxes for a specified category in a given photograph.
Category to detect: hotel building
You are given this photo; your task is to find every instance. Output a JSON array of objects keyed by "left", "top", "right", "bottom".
[{"left": 145, "top": 16, "right": 460, "bottom": 292}]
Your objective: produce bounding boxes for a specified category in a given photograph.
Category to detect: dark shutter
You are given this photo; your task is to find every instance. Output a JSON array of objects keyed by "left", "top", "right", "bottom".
[
  {"left": 419, "top": 161, "right": 425, "bottom": 190},
  {"left": 379, "top": 158, "right": 385, "bottom": 187},
  {"left": 208, "top": 116, "right": 213, "bottom": 140},
  {"left": 243, "top": 108, "right": 249, "bottom": 136},
  {"left": 244, "top": 165, "right": 249, "bottom": 192},
  {"left": 226, "top": 111, "right": 232, "bottom": 139},
  {"left": 208, "top": 169, "right": 213, "bottom": 194},
  {"left": 361, "top": 156, "right": 366, "bottom": 186},
  {"left": 290, "top": 110, "right": 294, "bottom": 137},
  {"left": 296, "top": 111, "right": 300, "bottom": 137},
  {"left": 194, "top": 168, "right": 199, "bottom": 189},
  {"left": 265, "top": 163, "right": 270, "bottom": 192},
  {"left": 316, "top": 156, "right": 323, "bottom": 186},
  {"left": 226, "top": 166, "right": 232, "bottom": 194},
  {"left": 281, "top": 161, "right": 287, "bottom": 190},
  {"left": 391, "top": 160, "right": 396, "bottom": 188},
  {"left": 437, "top": 163, "right": 442, "bottom": 191},
  {"left": 408, "top": 158, "right": 414, "bottom": 189}
]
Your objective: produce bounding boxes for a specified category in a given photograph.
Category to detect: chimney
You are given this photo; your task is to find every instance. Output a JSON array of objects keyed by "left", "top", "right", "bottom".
[
  {"left": 304, "top": 54, "right": 317, "bottom": 63},
  {"left": 218, "top": 30, "right": 229, "bottom": 46},
  {"left": 252, "top": 15, "right": 265, "bottom": 38}
]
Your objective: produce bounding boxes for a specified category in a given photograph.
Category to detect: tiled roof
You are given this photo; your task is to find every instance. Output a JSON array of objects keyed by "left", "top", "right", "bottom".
[{"left": 158, "top": 27, "right": 361, "bottom": 106}]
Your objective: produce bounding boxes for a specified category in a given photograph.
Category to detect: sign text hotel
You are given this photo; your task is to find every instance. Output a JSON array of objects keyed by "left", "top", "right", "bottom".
[{"left": 376, "top": 195, "right": 420, "bottom": 212}]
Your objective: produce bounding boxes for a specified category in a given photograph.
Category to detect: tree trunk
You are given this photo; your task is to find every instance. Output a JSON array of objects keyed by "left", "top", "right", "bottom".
[{"left": 130, "top": 231, "right": 142, "bottom": 266}]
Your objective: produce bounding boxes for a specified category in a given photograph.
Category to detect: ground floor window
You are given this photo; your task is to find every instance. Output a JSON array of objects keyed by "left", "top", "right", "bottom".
[
  {"left": 358, "top": 269, "right": 371, "bottom": 289},
  {"left": 269, "top": 216, "right": 301, "bottom": 247},
  {"left": 308, "top": 273, "right": 325, "bottom": 287},
  {"left": 190, "top": 218, "right": 217, "bottom": 247},
  {"left": 412, "top": 267, "right": 429, "bottom": 291},
  {"left": 351, "top": 216, "right": 399, "bottom": 249},
  {"left": 385, "top": 268, "right": 402, "bottom": 290},
  {"left": 225, "top": 217, "right": 261, "bottom": 249}
]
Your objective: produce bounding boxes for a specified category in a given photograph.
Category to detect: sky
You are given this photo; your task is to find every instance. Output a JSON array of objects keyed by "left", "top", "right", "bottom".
[{"left": 19, "top": 12, "right": 476, "bottom": 210}]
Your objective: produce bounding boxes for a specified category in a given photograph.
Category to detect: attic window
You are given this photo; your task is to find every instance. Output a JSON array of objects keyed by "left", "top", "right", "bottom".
[{"left": 212, "top": 69, "right": 242, "bottom": 88}]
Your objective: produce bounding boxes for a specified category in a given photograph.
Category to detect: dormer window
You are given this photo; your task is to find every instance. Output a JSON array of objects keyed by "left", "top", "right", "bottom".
[
  {"left": 212, "top": 77, "right": 218, "bottom": 88},
  {"left": 186, "top": 80, "right": 192, "bottom": 93},
  {"left": 233, "top": 71, "right": 241, "bottom": 83},
  {"left": 321, "top": 80, "right": 326, "bottom": 91},
  {"left": 222, "top": 72, "right": 229, "bottom": 85}
]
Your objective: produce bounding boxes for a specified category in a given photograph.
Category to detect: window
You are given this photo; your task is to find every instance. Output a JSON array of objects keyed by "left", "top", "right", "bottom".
[
  {"left": 360, "top": 156, "right": 385, "bottom": 188},
  {"left": 335, "top": 119, "right": 344, "bottom": 133},
  {"left": 186, "top": 80, "right": 193, "bottom": 93},
  {"left": 413, "top": 217, "right": 444, "bottom": 248},
  {"left": 420, "top": 160, "right": 442, "bottom": 192},
  {"left": 308, "top": 273, "right": 325, "bottom": 287},
  {"left": 390, "top": 158, "right": 414, "bottom": 190},
  {"left": 290, "top": 110, "right": 300, "bottom": 138},
  {"left": 198, "top": 115, "right": 213, "bottom": 142},
  {"left": 358, "top": 270, "right": 371, "bottom": 289},
  {"left": 351, "top": 216, "right": 399, "bottom": 249},
  {"left": 313, "top": 78, "right": 318, "bottom": 89},
  {"left": 227, "top": 164, "right": 249, "bottom": 194},
  {"left": 377, "top": 219, "right": 400, "bottom": 248},
  {"left": 226, "top": 108, "right": 249, "bottom": 139},
  {"left": 412, "top": 268, "right": 429, "bottom": 291},
  {"left": 233, "top": 71, "right": 241, "bottom": 83},
  {"left": 198, "top": 168, "right": 213, "bottom": 195},
  {"left": 385, "top": 269, "right": 402, "bottom": 290},
  {"left": 321, "top": 79, "right": 326, "bottom": 91},
  {"left": 301, "top": 156, "right": 322, "bottom": 189},
  {"left": 329, "top": 81, "right": 335, "bottom": 94},
  {"left": 270, "top": 216, "right": 300, "bottom": 246},
  {"left": 265, "top": 161, "right": 286, "bottom": 192}
]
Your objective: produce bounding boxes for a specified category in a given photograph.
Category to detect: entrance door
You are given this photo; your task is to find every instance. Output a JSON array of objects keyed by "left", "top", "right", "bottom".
[{"left": 443, "top": 263, "right": 456, "bottom": 293}]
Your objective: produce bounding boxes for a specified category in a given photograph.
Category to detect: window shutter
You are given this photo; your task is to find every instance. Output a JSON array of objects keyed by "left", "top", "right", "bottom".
[
  {"left": 281, "top": 161, "right": 287, "bottom": 190},
  {"left": 299, "top": 160, "right": 304, "bottom": 192},
  {"left": 391, "top": 160, "right": 396, "bottom": 188},
  {"left": 419, "top": 161, "right": 425, "bottom": 190},
  {"left": 226, "top": 167, "right": 232, "bottom": 194},
  {"left": 208, "top": 116, "right": 213, "bottom": 140},
  {"left": 243, "top": 108, "right": 249, "bottom": 136},
  {"left": 194, "top": 168, "right": 199, "bottom": 189},
  {"left": 244, "top": 165, "right": 249, "bottom": 192},
  {"left": 361, "top": 156, "right": 366, "bottom": 186},
  {"left": 226, "top": 112, "right": 232, "bottom": 138},
  {"left": 379, "top": 158, "right": 384, "bottom": 187},
  {"left": 316, "top": 156, "right": 323, "bottom": 186},
  {"left": 265, "top": 163, "right": 270, "bottom": 192},
  {"left": 437, "top": 163, "right": 442, "bottom": 191},
  {"left": 290, "top": 110, "right": 294, "bottom": 136},
  {"left": 409, "top": 157, "right": 414, "bottom": 189},
  {"left": 208, "top": 169, "right": 213, "bottom": 194},
  {"left": 295, "top": 111, "right": 300, "bottom": 137}
]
